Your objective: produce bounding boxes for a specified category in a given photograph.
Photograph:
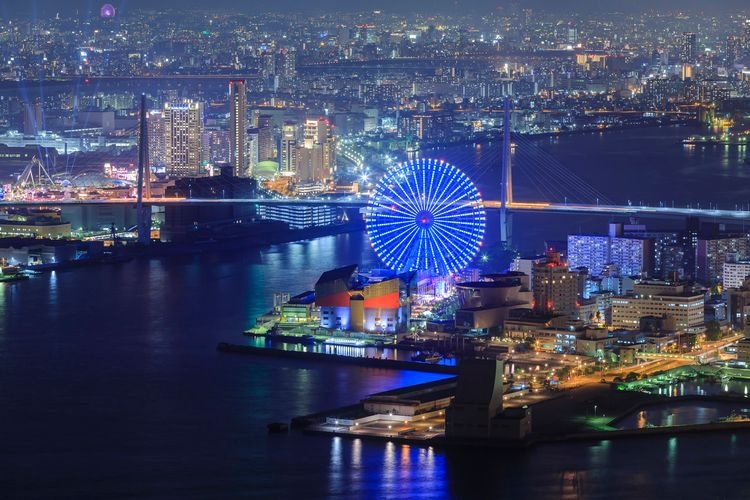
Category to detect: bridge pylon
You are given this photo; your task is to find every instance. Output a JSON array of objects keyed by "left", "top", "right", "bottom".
[
  {"left": 500, "top": 96, "right": 512, "bottom": 245},
  {"left": 136, "top": 93, "right": 151, "bottom": 245}
]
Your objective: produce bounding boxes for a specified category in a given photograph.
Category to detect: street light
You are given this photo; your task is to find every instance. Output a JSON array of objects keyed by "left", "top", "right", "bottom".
[{"left": 594, "top": 405, "right": 598, "bottom": 417}]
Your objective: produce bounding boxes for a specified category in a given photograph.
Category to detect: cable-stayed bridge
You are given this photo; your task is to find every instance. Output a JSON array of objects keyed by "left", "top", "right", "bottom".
[{"left": 3, "top": 98, "right": 745, "bottom": 242}]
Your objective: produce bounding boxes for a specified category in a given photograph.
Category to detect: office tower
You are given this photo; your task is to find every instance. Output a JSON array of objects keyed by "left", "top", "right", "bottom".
[
  {"left": 257, "top": 114, "right": 274, "bottom": 161},
  {"left": 297, "top": 118, "right": 336, "bottom": 183},
  {"left": 567, "top": 226, "right": 653, "bottom": 278},
  {"left": 726, "top": 35, "right": 741, "bottom": 67},
  {"left": 567, "top": 234, "right": 609, "bottom": 276},
  {"left": 612, "top": 282, "right": 704, "bottom": 333},
  {"left": 147, "top": 111, "right": 166, "bottom": 168},
  {"left": 229, "top": 79, "right": 248, "bottom": 177},
  {"left": 276, "top": 48, "right": 296, "bottom": 86},
  {"left": 680, "top": 32, "right": 697, "bottom": 64},
  {"left": 723, "top": 260, "right": 750, "bottom": 289},
  {"left": 246, "top": 128, "right": 259, "bottom": 178},
  {"left": 610, "top": 237, "right": 652, "bottom": 277},
  {"left": 744, "top": 20, "right": 750, "bottom": 58},
  {"left": 280, "top": 121, "right": 298, "bottom": 174},
  {"left": 532, "top": 251, "right": 584, "bottom": 317},
  {"left": 203, "top": 128, "right": 230, "bottom": 165},
  {"left": 164, "top": 100, "right": 204, "bottom": 178},
  {"left": 696, "top": 235, "right": 750, "bottom": 284}
]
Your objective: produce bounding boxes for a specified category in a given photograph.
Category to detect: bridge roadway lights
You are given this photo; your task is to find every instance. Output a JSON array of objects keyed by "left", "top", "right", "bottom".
[{"left": 4, "top": 199, "right": 750, "bottom": 222}]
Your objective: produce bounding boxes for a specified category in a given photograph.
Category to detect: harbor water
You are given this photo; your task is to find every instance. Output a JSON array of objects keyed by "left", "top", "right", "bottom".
[{"left": 3, "top": 127, "right": 750, "bottom": 497}]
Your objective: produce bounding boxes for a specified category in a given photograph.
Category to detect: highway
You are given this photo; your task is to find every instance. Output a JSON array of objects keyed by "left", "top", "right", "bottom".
[{"left": 6, "top": 197, "right": 750, "bottom": 222}]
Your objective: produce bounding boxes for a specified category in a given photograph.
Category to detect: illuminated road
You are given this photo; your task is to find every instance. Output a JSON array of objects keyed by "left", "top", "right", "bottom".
[{"left": 6, "top": 197, "right": 750, "bottom": 222}]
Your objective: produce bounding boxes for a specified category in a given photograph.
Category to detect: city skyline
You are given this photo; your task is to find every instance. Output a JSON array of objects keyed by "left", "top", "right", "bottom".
[
  {"left": 3, "top": 0, "right": 750, "bottom": 16},
  {"left": 3, "top": 1, "right": 750, "bottom": 497}
]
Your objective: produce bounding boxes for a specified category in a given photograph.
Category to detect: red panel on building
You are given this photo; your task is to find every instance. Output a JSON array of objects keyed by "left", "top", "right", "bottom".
[
  {"left": 316, "top": 291, "right": 351, "bottom": 308},
  {"left": 363, "top": 292, "right": 400, "bottom": 309}
]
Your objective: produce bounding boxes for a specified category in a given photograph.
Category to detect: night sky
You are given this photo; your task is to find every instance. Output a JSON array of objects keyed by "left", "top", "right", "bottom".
[{"left": 2, "top": 0, "right": 749, "bottom": 17}]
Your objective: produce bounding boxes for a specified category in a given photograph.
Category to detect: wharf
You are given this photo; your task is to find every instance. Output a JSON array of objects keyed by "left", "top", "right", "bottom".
[
  {"left": 294, "top": 380, "right": 750, "bottom": 450},
  {"left": 216, "top": 342, "right": 458, "bottom": 374}
]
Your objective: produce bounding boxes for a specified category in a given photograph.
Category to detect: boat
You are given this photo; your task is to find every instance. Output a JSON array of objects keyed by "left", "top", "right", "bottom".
[
  {"left": 323, "top": 338, "right": 367, "bottom": 347},
  {"left": 267, "top": 332, "right": 316, "bottom": 344},
  {"left": 425, "top": 354, "right": 443, "bottom": 364},
  {"left": 0, "top": 266, "right": 29, "bottom": 283}
]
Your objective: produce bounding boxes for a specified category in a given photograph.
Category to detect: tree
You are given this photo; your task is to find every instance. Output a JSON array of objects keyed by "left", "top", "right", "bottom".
[
  {"left": 478, "top": 242, "right": 519, "bottom": 274},
  {"left": 705, "top": 320, "right": 722, "bottom": 342}
]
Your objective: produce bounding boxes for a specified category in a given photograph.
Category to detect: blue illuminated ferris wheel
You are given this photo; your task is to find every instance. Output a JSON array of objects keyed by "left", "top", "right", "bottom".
[{"left": 366, "top": 158, "right": 486, "bottom": 276}]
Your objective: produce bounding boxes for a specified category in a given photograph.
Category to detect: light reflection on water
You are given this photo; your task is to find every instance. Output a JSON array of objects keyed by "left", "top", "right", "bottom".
[{"left": 3, "top": 128, "right": 750, "bottom": 497}]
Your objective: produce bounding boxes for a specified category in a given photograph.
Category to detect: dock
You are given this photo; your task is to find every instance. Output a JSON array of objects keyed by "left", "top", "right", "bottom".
[{"left": 216, "top": 342, "right": 458, "bottom": 374}]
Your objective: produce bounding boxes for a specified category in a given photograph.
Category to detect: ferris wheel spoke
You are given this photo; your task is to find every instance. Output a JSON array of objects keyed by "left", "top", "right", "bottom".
[
  {"left": 377, "top": 193, "right": 417, "bottom": 217},
  {"left": 392, "top": 226, "right": 422, "bottom": 271},
  {"left": 424, "top": 166, "right": 439, "bottom": 213},
  {"left": 431, "top": 223, "right": 469, "bottom": 261},
  {"left": 386, "top": 186, "right": 420, "bottom": 217},
  {"left": 432, "top": 224, "right": 480, "bottom": 266},
  {"left": 434, "top": 220, "right": 484, "bottom": 242},
  {"left": 426, "top": 227, "right": 454, "bottom": 274},
  {"left": 374, "top": 222, "right": 418, "bottom": 242},
  {"left": 402, "top": 168, "right": 426, "bottom": 212},
  {"left": 433, "top": 200, "right": 480, "bottom": 219},
  {"left": 430, "top": 182, "right": 469, "bottom": 217}
]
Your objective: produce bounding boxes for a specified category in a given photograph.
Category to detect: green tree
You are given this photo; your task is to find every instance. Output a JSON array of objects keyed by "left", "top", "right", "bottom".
[{"left": 705, "top": 320, "right": 722, "bottom": 342}]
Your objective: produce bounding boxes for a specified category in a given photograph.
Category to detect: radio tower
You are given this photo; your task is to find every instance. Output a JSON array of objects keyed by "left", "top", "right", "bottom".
[{"left": 500, "top": 96, "right": 512, "bottom": 245}]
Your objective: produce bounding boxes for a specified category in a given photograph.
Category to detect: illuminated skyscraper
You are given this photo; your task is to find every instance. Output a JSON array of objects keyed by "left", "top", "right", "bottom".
[
  {"left": 280, "top": 121, "right": 299, "bottom": 174},
  {"left": 257, "top": 114, "right": 274, "bottom": 161},
  {"left": 680, "top": 32, "right": 697, "bottom": 64},
  {"left": 164, "top": 100, "right": 204, "bottom": 178},
  {"left": 246, "top": 128, "right": 259, "bottom": 178},
  {"left": 229, "top": 79, "right": 248, "bottom": 177},
  {"left": 147, "top": 110, "right": 166, "bottom": 168},
  {"left": 532, "top": 251, "right": 584, "bottom": 317},
  {"left": 297, "top": 118, "right": 336, "bottom": 183}
]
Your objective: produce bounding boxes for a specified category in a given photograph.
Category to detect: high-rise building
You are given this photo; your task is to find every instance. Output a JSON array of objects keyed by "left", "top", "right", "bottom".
[
  {"left": 276, "top": 48, "right": 296, "bottom": 87},
  {"left": 610, "top": 237, "right": 652, "bottom": 277},
  {"left": 147, "top": 111, "right": 166, "bottom": 168},
  {"left": 246, "top": 127, "right": 259, "bottom": 178},
  {"left": 532, "top": 251, "right": 585, "bottom": 317},
  {"left": 257, "top": 114, "right": 274, "bottom": 161},
  {"left": 726, "top": 35, "right": 741, "bottom": 67},
  {"left": 723, "top": 261, "right": 750, "bottom": 289},
  {"left": 696, "top": 235, "right": 750, "bottom": 284},
  {"left": 567, "top": 234, "right": 609, "bottom": 276},
  {"left": 164, "top": 100, "right": 204, "bottom": 178},
  {"left": 567, "top": 224, "right": 653, "bottom": 278},
  {"left": 680, "top": 32, "right": 697, "bottom": 64},
  {"left": 296, "top": 118, "right": 336, "bottom": 183},
  {"left": 229, "top": 79, "right": 248, "bottom": 177},
  {"left": 280, "top": 121, "right": 299, "bottom": 174}
]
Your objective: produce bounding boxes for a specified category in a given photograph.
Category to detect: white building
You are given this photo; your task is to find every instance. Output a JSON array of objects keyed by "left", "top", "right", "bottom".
[
  {"left": 611, "top": 282, "right": 704, "bottom": 333},
  {"left": 723, "top": 261, "right": 750, "bottom": 289}
]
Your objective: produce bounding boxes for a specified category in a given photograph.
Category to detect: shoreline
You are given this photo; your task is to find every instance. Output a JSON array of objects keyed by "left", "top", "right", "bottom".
[{"left": 216, "top": 342, "right": 459, "bottom": 374}]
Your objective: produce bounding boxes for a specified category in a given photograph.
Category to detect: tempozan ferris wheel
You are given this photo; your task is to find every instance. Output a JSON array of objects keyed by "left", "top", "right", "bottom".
[{"left": 366, "top": 158, "right": 486, "bottom": 276}]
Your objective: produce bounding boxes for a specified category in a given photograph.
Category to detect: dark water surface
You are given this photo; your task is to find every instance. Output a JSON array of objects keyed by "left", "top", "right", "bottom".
[{"left": 3, "top": 128, "right": 750, "bottom": 498}]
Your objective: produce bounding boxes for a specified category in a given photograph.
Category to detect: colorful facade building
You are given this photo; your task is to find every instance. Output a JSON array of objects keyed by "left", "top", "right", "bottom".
[{"left": 315, "top": 265, "right": 404, "bottom": 334}]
